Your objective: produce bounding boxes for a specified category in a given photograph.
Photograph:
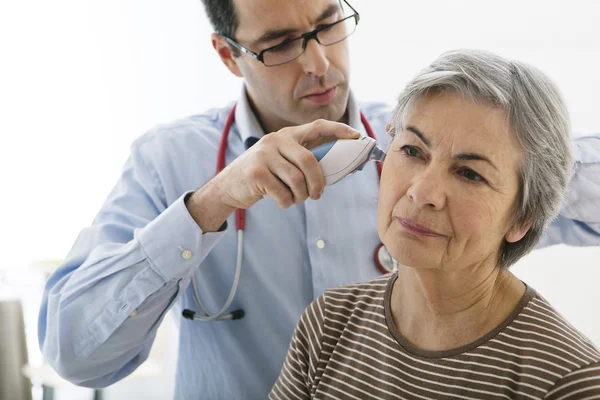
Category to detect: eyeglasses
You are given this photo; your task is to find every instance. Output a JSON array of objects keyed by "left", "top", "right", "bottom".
[{"left": 224, "top": 0, "right": 359, "bottom": 67}]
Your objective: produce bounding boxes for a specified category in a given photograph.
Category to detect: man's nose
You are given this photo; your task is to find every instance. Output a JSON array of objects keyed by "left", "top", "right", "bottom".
[
  {"left": 406, "top": 167, "right": 447, "bottom": 211},
  {"left": 298, "top": 37, "right": 330, "bottom": 76}
]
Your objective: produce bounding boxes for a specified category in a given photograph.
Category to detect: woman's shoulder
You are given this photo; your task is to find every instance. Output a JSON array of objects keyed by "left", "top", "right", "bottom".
[
  {"left": 319, "top": 274, "right": 394, "bottom": 326},
  {"left": 324, "top": 274, "right": 393, "bottom": 305},
  {"left": 510, "top": 288, "right": 600, "bottom": 368},
  {"left": 515, "top": 290, "right": 600, "bottom": 397}
]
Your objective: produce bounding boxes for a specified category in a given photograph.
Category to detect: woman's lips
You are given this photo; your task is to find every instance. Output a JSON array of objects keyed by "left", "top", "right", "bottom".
[
  {"left": 398, "top": 217, "right": 445, "bottom": 238},
  {"left": 303, "top": 87, "right": 336, "bottom": 104}
]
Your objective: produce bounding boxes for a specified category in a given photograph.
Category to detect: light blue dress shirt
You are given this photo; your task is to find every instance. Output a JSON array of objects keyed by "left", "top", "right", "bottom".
[{"left": 38, "top": 88, "right": 600, "bottom": 399}]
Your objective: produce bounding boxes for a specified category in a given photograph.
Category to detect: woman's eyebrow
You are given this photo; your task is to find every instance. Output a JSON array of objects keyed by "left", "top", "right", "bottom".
[
  {"left": 406, "top": 126, "right": 430, "bottom": 147},
  {"left": 406, "top": 125, "right": 498, "bottom": 171},
  {"left": 455, "top": 153, "right": 498, "bottom": 171}
]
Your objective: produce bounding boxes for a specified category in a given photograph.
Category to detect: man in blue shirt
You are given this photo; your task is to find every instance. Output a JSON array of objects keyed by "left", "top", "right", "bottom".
[{"left": 38, "top": 0, "right": 600, "bottom": 398}]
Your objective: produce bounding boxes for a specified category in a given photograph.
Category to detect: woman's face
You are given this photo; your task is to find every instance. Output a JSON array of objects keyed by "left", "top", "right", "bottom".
[{"left": 378, "top": 91, "right": 529, "bottom": 273}]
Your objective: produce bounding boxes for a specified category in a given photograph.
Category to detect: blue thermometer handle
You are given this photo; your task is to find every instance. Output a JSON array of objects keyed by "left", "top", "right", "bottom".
[{"left": 311, "top": 141, "right": 336, "bottom": 161}]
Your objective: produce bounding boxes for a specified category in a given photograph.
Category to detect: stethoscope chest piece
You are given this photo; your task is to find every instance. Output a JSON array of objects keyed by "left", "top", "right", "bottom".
[{"left": 374, "top": 243, "right": 398, "bottom": 274}]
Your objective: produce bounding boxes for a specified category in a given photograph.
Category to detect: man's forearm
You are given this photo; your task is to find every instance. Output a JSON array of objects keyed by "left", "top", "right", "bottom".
[{"left": 186, "top": 177, "right": 236, "bottom": 233}]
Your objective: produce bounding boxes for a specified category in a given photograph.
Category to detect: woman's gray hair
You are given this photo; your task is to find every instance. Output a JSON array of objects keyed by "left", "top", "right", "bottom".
[{"left": 391, "top": 49, "right": 573, "bottom": 267}]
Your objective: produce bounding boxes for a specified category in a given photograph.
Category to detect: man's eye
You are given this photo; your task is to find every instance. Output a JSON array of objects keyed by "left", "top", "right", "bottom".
[
  {"left": 269, "top": 41, "right": 295, "bottom": 53},
  {"left": 316, "top": 22, "right": 335, "bottom": 32}
]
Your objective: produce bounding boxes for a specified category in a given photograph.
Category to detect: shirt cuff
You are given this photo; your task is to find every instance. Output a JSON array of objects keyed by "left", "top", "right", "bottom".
[{"left": 136, "top": 191, "right": 227, "bottom": 282}]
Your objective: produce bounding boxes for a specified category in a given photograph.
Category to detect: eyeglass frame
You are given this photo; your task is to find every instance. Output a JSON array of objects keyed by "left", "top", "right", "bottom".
[{"left": 222, "top": 0, "right": 360, "bottom": 67}]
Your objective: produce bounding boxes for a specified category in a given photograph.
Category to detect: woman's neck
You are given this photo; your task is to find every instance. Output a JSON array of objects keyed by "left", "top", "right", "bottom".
[{"left": 390, "top": 263, "right": 525, "bottom": 352}]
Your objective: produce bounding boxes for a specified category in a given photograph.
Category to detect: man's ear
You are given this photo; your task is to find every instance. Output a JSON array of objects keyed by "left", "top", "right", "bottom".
[
  {"left": 505, "top": 219, "right": 532, "bottom": 243},
  {"left": 212, "top": 33, "right": 243, "bottom": 77}
]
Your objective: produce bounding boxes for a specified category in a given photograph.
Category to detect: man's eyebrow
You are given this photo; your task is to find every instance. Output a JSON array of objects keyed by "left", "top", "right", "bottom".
[
  {"left": 253, "top": 29, "right": 297, "bottom": 47},
  {"left": 406, "top": 125, "right": 498, "bottom": 171},
  {"left": 315, "top": 3, "right": 343, "bottom": 24},
  {"left": 252, "top": 3, "right": 341, "bottom": 46}
]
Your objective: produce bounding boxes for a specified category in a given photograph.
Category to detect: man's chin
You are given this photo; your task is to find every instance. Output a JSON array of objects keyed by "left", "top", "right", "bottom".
[{"left": 297, "top": 100, "right": 348, "bottom": 124}]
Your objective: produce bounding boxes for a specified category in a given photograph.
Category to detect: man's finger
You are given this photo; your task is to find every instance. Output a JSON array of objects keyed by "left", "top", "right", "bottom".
[
  {"left": 267, "top": 158, "right": 310, "bottom": 204},
  {"left": 278, "top": 142, "right": 324, "bottom": 198},
  {"left": 282, "top": 119, "right": 360, "bottom": 145},
  {"left": 261, "top": 171, "right": 295, "bottom": 209}
]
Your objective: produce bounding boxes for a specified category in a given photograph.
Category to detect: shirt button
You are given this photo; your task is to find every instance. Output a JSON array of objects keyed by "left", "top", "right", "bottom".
[
  {"left": 316, "top": 239, "right": 325, "bottom": 249},
  {"left": 181, "top": 249, "right": 193, "bottom": 260},
  {"left": 129, "top": 310, "right": 138, "bottom": 318}
]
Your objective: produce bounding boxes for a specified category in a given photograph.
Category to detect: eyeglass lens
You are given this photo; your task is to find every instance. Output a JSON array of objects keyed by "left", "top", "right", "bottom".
[{"left": 262, "top": 16, "right": 357, "bottom": 67}]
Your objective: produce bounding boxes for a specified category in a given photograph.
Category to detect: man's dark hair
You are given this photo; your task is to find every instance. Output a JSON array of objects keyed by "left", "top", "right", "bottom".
[{"left": 201, "top": 0, "right": 241, "bottom": 56}]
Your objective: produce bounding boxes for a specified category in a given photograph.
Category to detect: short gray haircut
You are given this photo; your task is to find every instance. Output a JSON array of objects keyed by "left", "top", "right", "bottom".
[{"left": 391, "top": 49, "right": 573, "bottom": 267}]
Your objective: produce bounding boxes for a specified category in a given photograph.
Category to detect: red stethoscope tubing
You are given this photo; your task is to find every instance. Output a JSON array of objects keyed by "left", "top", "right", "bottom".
[{"left": 216, "top": 104, "right": 390, "bottom": 274}]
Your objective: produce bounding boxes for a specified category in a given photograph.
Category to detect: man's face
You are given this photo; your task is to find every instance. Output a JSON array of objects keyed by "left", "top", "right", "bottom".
[{"left": 230, "top": 0, "right": 352, "bottom": 132}]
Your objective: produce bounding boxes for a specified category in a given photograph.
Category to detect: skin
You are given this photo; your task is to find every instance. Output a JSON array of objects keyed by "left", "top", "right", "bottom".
[
  {"left": 378, "top": 90, "right": 531, "bottom": 351},
  {"left": 187, "top": 0, "right": 359, "bottom": 232},
  {"left": 215, "top": 0, "right": 352, "bottom": 133}
]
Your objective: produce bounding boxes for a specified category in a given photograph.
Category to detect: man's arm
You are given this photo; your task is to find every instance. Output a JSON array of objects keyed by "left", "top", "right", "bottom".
[
  {"left": 39, "top": 119, "right": 361, "bottom": 387},
  {"left": 38, "top": 141, "right": 228, "bottom": 387},
  {"left": 538, "top": 134, "right": 600, "bottom": 248}
]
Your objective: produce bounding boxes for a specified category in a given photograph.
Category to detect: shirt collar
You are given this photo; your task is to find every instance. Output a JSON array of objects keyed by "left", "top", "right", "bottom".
[
  {"left": 234, "top": 86, "right": 266, "bottom": 150},
  {"left": 235, "top": 85, "right": 364, "bottom": 150}
]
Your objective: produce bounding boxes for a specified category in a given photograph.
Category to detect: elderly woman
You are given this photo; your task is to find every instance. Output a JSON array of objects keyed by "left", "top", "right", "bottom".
[{"left": 270, "top": 49, "right": 600, "bottom": 399}]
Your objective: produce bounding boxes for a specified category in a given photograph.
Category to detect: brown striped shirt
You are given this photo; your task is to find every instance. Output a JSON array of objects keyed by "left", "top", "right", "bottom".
[{"left": 270, "top": 274, "right": 600, "bottom": 399}]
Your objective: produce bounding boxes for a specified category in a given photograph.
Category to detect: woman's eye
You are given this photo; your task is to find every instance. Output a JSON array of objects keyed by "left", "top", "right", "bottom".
[
  {"left": 401, "top": 145, "right": 422, "bottom": 158},
  {"left": 458, "top": 168, "right": 485, "bottom": 183}
]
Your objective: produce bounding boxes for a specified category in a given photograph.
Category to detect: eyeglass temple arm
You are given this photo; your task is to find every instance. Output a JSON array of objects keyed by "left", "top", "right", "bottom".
[
  {"left": 223, "top": 36, "right": 261, "bottom": 61},
  {"left": 342, "top": 0, "right": 360, "bottom": 23}
]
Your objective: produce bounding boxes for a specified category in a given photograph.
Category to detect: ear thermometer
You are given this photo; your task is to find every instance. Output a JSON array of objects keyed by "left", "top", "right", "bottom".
[{"left": 310, "top": 136, "right": 386, "bottom": 185}]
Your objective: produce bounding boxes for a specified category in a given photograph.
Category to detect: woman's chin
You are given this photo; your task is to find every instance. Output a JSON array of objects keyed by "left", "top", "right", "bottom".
[
  {"left": 390, "top": 249, "right": 441, "bottom": 271},
  {"left": 383, "top": 229, "right": 446, "bottom": 270}
]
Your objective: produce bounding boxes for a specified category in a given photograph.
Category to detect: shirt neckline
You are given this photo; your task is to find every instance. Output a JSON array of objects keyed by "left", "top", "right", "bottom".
[{"left": 383, "top": 272, "right": 535, "bottom": 359}]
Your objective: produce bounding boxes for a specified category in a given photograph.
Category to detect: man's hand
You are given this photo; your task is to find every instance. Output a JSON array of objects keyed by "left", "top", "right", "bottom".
[{"left": 186, "top": 119, "right": 360, "bottom": 232}]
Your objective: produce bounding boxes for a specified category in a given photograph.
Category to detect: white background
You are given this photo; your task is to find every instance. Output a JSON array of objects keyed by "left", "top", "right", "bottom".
[{"left": 1, "top": 1, "right": 599, "bottom": 399}]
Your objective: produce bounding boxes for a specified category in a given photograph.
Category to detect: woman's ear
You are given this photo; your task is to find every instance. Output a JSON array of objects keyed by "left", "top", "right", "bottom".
[
  {"left": 385, "top": 123, "right": 396, "bottom": 137},
  {"left": 505, "top": 219, "right": 532, "bottom": 243},
  {"left": 212, "top": 33, "right": 243, "bottom": 77}
]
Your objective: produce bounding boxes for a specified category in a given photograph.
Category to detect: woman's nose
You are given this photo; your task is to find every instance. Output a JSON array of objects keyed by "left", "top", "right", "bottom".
[{"left": 406, "top": 168, "right": 447, "bottom": 210}]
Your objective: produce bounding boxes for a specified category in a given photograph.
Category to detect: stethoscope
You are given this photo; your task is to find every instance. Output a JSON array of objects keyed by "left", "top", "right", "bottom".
[{"left": 182, "top": 104, "right": 397, "bottom": 322}]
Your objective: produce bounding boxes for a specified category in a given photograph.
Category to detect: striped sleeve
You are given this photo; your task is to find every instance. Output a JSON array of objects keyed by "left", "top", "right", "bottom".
[
  {"left": 545, "top": 362, "right": 600, "bottom": 399},
  {"left": 270, "top": 294, "right": 326, "bottom": 400}
]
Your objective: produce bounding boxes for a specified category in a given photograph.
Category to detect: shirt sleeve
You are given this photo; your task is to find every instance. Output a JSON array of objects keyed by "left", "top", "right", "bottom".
[
  {"left": 544, "top": 362, "right": 600, "bottom": 399},
  {"left": 538, "top": 134, "right": 600, "bottom": 248},
  {"left": 38, "top": 138, "right": 226, "bottom": 387},
  {"left": 269, "top": 294, "right": 326, "bottom": 400}
]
